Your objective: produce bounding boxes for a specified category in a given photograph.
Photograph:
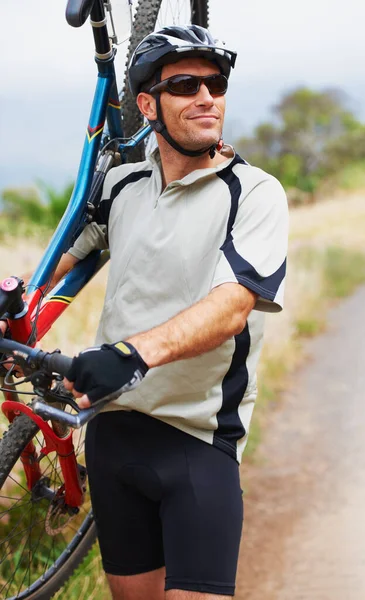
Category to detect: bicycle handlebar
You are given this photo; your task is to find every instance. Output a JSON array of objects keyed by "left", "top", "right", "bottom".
[
  {"left": 0, "top": 338, "right": 73, "bottom": 376},
  {"left": 0, "top": 337, "right": 111, "bottom": 428},
  {"left": 44, "top": 351, "right": 73, "bottom": 376},
  {"left": 32, "top": 398, "right": 109, "bottom": 428}
]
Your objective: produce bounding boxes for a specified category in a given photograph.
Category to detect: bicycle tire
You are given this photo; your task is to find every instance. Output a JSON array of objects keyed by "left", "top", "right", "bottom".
[
  {"left": 0, "top": 412, "right": 96, "bottom": 600},
  {"left": 122, "top": 0, "right": 209, "bottom": 162}
]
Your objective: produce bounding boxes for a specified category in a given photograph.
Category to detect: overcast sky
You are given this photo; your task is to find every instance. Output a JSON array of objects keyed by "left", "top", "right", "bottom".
[{"left": 1, "top": 0, "right": 364, "bottom": 189}]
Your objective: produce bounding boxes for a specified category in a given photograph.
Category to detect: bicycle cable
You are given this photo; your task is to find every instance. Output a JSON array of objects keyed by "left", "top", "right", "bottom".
[
  {"left": 0, "top": 387, "right": 35, "bottom": 396},
  {"left": 100, "top": 135, "right": 140, "bottom": 154},
  {"left": 25, "top": 276, "right": 53, "bottom": 344}
]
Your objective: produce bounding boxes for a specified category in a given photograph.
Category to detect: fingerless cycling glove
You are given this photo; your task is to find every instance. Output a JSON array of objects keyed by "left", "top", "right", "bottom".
[{"left": 66, "top": 341, "right": 149, "bottom": 405}]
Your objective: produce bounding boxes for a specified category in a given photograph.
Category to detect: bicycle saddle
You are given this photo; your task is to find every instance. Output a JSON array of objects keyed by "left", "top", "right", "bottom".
[{"left": 66, "top": 0, "right": 95, "bottom": 27}]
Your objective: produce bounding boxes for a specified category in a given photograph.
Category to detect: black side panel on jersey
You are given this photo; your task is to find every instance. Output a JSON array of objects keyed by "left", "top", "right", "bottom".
[
  {"left": 217, "top": 153, "right": 247, "bottom": 237},
  {"left": 213, "top": 155, "right": 250, "bottom": 457},
  {"left": 95, "top": 171, "right": 152, "bottom": 227}
]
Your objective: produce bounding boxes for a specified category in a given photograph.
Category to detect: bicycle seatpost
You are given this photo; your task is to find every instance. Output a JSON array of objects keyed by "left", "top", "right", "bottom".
[{"left": 66, "top": 0, "right": 95, "bottom": 27}]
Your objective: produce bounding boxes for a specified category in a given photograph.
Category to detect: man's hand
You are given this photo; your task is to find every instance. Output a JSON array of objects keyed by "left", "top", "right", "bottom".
[{"left": 63, "top": 341, "right": 149, "bottom": 409}]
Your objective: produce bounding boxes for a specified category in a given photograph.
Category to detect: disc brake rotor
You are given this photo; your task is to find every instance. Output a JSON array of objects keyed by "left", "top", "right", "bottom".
[{"left": 45, "top": 485, "right": 78, "bottom": 536}]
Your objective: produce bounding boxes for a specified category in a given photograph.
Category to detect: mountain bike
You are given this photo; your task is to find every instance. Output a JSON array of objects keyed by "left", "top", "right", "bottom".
[{"left": 0, "top": 1, "right": 208, "bottom": 598}]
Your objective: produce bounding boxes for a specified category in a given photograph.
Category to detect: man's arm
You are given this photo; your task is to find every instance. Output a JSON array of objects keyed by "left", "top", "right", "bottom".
[
  {"left": 48, "top": 252, "right": 80, "bottom": 292},
  {"left": 67, "top": 282, "right": 257, "bottom": 408},
  {"left": 128, "top": 283, "right": 257, "bottom": 368}
]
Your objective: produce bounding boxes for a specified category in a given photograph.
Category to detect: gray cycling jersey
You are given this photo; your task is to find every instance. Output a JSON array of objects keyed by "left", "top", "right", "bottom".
[{"left": 69, "top": 146, "right": 288, "bottom": 462}]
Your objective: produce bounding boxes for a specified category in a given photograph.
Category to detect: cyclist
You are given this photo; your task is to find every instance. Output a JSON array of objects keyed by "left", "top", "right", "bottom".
[{"left": 11, "top": 25, "right": 289, "bottom": 600}]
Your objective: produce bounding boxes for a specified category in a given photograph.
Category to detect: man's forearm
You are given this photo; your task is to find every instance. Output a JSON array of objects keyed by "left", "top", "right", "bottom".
[
  {"left": 48, "top": 252, "right": 79, "bottom": 292},
  {"left": 127, "top": 283, "right": 257, "bottom": 368}
]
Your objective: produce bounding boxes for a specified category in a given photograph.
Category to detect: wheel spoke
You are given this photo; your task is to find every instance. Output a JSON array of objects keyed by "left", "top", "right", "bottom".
[
  {"left": 1, "top": 517, "right": 46, "bottom": 558},
  {"left": 35, "top": 434, "right": 64, "bottom": 484},
  {"left": 0, "top": 493, "right": 23, "bottom": 501},
  {"left": 0, "top": 497, "right": 28, "bottom": 516},
  {"left": 5, "top": 472, "right": 31, "bottom": 495},
  {"left": 41, "top": 453, "right": 63, "bottom": 485},
  {"left": 16, "top": 504, "right": 36, "bottom": 597},
  {"left": 1, "top": 509, "right": 39, "bottom": 597}
]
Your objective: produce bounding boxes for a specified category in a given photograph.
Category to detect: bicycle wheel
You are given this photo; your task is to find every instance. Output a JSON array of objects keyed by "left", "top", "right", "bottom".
[
  {"left": 122, "top": 0, "right": 209, "bottom": 162},
  {"left": 0, "top": 412, "right": 96, "bottom": 599}
]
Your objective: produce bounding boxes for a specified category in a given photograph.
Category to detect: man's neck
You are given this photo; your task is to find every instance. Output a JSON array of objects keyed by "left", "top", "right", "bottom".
[{"left": 158, "top": 141, "right": 229, "bottom": 188}]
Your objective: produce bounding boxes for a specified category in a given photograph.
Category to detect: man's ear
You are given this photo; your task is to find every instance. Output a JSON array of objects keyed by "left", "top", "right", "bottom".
[{"left": 137, "top": 93, "right": 157, "bottom": 120}]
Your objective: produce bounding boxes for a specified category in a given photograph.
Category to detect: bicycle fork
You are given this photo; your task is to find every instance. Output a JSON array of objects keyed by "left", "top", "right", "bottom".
[{"left": 1, "top": 400, "right": 85, "bottom": 507}]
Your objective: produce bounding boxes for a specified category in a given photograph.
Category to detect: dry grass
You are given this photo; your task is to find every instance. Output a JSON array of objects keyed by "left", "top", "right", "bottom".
[
  {"left": 289, "top": 192, "right": 365, "bottom": 249},
  {"left": 246, "top": 191, "right": 365, "bottom": 456},
  {"left": 261, "top": 192, "right": 365, "bottom": 350}
]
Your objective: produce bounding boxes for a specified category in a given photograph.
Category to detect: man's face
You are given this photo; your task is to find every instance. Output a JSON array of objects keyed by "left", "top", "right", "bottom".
[{"left": 158, "top": 58, "right": 226, "bottom": 152}]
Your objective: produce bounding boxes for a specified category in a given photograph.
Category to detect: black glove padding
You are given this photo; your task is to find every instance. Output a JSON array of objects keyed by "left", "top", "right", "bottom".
[{"left": 65, "top": 341, "right": 149, "bottom": 405}]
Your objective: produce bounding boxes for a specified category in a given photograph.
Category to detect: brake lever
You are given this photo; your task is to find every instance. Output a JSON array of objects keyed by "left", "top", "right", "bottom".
[{"left": 32, "top": 378, "right": 81, "bottom": 413}]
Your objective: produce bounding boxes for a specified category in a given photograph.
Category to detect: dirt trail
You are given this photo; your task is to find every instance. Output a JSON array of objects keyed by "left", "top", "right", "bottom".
[{"left": 236, "top": 285, "right": 365, "bottom": 600}]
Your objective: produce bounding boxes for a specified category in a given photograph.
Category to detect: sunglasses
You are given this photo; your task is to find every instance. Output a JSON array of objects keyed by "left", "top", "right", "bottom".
[{"left": 147, "top": 74, "right": 228, "bottom": 96}]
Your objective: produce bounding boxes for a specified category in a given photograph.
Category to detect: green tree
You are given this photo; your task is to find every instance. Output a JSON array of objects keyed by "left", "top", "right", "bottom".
[
  {"left": 236, "top": 87, "right": 364, "bottom": 193},
  {"left": 323, "top": 126, "right": 365, "bottom": 172}
]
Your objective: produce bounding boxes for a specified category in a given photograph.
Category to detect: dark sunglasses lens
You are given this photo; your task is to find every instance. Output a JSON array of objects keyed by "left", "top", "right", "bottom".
[
  {"left": 206, "top": 75, "right": 227, "bottom": 94},
  {"left": 168, "top": 76, "right": 200, "bottom": 95},
  {"left": 166, "top": 74, "right": 227, "bottom": 95}
]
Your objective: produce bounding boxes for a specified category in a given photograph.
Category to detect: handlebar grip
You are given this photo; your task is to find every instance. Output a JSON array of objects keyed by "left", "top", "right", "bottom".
[{"left": 46, "top": 352, "right": 73, "bottom": 376}]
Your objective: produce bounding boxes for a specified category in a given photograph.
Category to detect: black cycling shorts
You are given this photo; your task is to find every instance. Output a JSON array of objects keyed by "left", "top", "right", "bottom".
[{"left": 85, "top": 410, "right": 243, "bottom": 596}]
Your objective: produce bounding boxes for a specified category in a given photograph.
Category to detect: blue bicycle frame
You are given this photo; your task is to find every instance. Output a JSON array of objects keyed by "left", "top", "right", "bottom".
[{"left": 28, "top": 0, "right": 151, "bottom": 316}]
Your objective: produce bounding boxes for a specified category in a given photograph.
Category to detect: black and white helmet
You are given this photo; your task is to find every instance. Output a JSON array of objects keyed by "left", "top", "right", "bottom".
[{"left": 128, "top": 25, "right": 237, "bottom": 97}]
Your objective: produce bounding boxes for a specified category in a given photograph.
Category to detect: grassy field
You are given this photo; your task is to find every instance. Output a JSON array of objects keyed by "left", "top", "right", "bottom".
[{"left": 0, "top": 189, "right": 364, "bottom": 598}]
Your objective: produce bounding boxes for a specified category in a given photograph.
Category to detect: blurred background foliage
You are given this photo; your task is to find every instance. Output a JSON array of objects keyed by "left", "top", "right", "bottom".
[
  {"left": 236, "top": 86, "right": 365, "bottom": 204},
  {"left": 1, "top": 181, "right": 74, "bottom": 235}
]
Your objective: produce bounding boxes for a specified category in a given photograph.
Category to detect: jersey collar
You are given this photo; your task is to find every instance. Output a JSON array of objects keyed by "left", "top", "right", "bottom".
[{"left": 148, "top": 145, "right": 236, "bottom": 187}]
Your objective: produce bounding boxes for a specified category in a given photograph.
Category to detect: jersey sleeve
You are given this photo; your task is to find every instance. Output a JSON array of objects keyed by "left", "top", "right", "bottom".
[{"left": 212, "top": 176, "right": 288, "bottom": 312}]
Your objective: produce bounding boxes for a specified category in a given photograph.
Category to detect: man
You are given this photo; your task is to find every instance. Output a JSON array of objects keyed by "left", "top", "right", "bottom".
[{"left": 55, "top": 25, "right": 288, "bottom": 599}]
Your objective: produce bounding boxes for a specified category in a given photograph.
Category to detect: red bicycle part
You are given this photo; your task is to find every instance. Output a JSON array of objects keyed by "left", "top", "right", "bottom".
[
  {"left": 9, "top": 311, "right": 35, "bottom": 344},
  {"left": 2, "top": 401, "right": 84, "bottom": 507},
  {"left": 20, "top": 442, "right": 43, "bottom": 489}
]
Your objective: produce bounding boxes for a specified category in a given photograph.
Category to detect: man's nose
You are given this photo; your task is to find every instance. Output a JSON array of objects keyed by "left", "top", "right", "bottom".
[{"left": 195, "top": 82, "right": 214, "bottom": 104}]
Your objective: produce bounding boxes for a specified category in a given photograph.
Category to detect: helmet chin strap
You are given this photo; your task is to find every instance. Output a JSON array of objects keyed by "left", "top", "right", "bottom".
[{"left": 148, "top": 69, "right": 222, "bottom": 159}]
